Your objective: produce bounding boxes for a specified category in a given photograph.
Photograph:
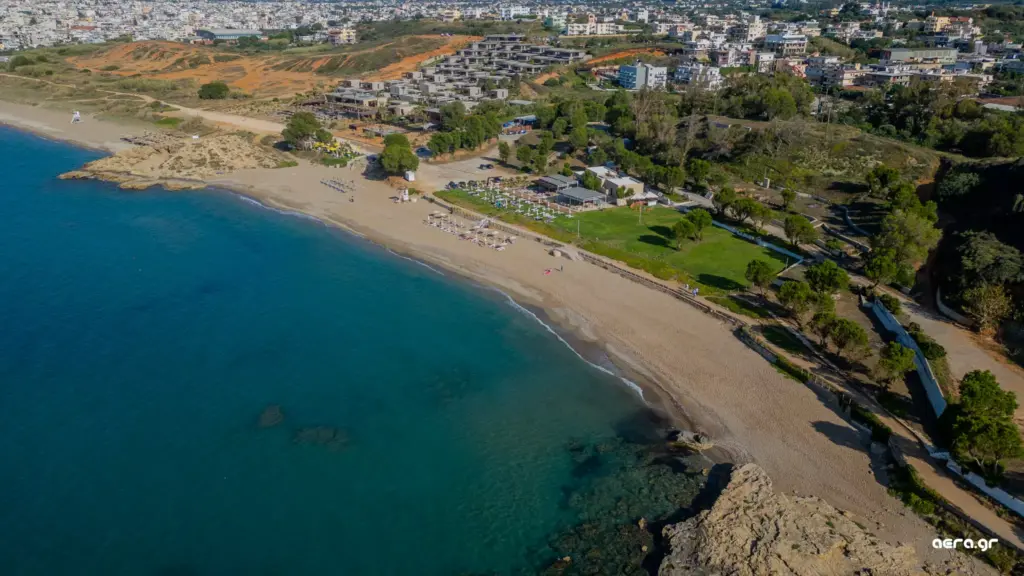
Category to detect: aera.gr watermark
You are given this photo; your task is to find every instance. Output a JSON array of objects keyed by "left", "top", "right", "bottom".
[{"left": 933, "top": 537, "right": 999, "bottom": 552}]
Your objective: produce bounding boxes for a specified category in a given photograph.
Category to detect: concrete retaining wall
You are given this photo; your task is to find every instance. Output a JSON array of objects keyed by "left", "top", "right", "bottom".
[
  {"left": 869, "top": 300, "right": 947, "bottom": 417},
  {"left": 936, "top": 287, "right": 975, "bottom": 328}
]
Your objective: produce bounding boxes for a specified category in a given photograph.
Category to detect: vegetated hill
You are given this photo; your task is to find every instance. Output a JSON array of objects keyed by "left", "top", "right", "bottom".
[
  {"left": 65, "top": 36, "right": 471, "bottom": 96},
  {"left": 692, "top": 117, "right": 943, "bottom": 200}
]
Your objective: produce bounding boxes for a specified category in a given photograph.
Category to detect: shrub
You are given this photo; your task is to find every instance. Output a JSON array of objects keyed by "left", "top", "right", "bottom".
[
  {"left": 775, "top": 355, "right": 812, "bottom": 383},
  {"left": 907, "top": 323, "right": 947, "bottom": 360},
  {"left": 7, "top": 55, "right": 32, "bottom": 70},
  {"left": 878, "top": 293, "right": 902, "bottom": 316},
  {"left": 850, "top": 404, "right": 893, "bottom": 442},
  {"left": 198, "top": 81, "right": 230, "bottom": 99}
]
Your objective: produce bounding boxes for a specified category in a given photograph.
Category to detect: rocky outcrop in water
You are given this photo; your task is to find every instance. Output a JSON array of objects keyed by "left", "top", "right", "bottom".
[
  {"left": 293, "top": 426, "right": 349, "bottom": 452},
  {"left": 258, "top": 405, "right": 284, "bottom": 428},
  {"left": 659, "top": 463, "right": 923, "bottom": 576}
]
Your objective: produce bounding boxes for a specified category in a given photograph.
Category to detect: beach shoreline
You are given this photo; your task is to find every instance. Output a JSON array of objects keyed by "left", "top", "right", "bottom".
[{"left": 0, "top": 99, "right": 960, "bottom": 564}]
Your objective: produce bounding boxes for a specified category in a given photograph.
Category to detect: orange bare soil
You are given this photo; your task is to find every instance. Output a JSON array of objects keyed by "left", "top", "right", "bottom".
[
  {"left": 583, "top": 48, "right": 667, "bottom": 67},
  {"left": 68, "top": 36, "right": 479, "bottom": 97},
  {"left": 367, "top": 35, "right": 480, "bottom": 80},
  {"left": 533, "top": 71, "right": 560, "bottom": 84}
]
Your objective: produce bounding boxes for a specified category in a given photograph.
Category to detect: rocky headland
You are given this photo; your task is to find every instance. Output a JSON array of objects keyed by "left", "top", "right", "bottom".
[
  {"left": 59, "top": 132, "right": 288, "bottom": 190},
  {"left": 659, "top": 463, "right": 982, "bottom": 576}
]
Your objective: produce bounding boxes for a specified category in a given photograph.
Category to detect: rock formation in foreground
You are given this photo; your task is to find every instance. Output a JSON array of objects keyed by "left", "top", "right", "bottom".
[
  {"left": 659, "top": 463, "right": 922, "bottom": 576},
  {"left": 60, "top": 132, "right": 287, "bottom": 189}
]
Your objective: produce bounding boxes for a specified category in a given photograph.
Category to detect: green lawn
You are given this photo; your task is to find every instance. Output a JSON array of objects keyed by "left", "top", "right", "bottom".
[
  {"left": 435, "top": 190, "right": 789, "bottom": 292},
  {"left": 548, "top": 206, "right": 790, "bottom": 291}
]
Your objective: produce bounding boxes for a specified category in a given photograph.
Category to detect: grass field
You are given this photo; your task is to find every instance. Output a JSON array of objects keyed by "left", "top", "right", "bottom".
[
  {"left": 549, "top": 206, "right": 790, "bottom": 291},
  {"left": 435, "top": 190, "right": 789, "bottom": 292}
]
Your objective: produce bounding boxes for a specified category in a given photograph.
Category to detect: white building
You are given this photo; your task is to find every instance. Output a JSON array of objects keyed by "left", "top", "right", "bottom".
[
  {"left": 674, "top": 63, "right": 723, "bottom": 90},
  {"left": 566, "top": 21, "right": 623, "bottom": 36},
  {"left": 636, "top": 9, "right": 649, "bottom": 23},
  {"left": 764, "top": 33, "right": 807, "bottom": 56},
  {"left": 618, "top": 60, "right": 667, "bottom": 90},
  {"left": 499, "top": 5, "right": 529, "bottom": 20},
  {"left": 328, "top": 27, "right": 357, "bottom": 45}
]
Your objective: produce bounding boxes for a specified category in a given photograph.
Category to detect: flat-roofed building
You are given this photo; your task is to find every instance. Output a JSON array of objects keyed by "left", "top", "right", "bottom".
[{"left": 882, "top": 48, "right": 958, "bottom": 64}]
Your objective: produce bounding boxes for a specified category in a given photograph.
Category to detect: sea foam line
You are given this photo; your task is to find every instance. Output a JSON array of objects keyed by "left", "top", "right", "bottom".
[
  {"left": 386, "top": 248, "right": 446, "bottom": 276},
  {"left": 495, "top": 289, "right": 646, "bottom": 402},
  {"left": 235, "top": 195, "right": 327, "bottom": 225}
]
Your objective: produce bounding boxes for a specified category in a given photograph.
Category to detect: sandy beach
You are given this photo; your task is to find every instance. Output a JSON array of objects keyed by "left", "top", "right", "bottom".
[{"left": 0, "top": 100, "right": 975, "bottom": 567}]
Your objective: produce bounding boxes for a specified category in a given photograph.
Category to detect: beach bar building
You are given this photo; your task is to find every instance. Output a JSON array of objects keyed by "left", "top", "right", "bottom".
[
  {"left": 536, "top": 174, "right": 577, "bottom": 192},
  {"left": 558, "top": 187, "right": 605, "bottom": 207}
]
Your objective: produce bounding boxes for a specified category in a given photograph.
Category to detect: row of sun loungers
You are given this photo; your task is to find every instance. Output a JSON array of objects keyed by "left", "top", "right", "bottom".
[{"left": 425, "top": 212, "right": 516, "bottom": 251}]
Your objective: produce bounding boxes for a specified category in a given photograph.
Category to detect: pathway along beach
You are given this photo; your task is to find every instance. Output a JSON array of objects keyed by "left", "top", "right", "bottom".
[{"left": 0, "top": 100, "right": 973, "bottom": 567}]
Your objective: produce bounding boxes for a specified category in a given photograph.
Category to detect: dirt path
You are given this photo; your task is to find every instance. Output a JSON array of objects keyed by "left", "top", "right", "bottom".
[{"left": 770, "top": 324, "right": 1024, "bottom": 553}]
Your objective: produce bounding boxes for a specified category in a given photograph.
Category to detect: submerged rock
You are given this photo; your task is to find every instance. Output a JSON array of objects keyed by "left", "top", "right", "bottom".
[
  {"left": 258, "top": 405, "right": 284, "bottom": 428},
  {"left": 293, "top": 426, "right": 349, "bottom": 451},
  {"left": 659, "top": 463, "right": 922, "bottom": 576}
]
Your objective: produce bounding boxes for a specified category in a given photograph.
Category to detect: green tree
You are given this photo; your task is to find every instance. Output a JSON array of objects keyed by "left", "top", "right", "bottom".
[
  {"left": 380, "top": 136, "right": 419, "bottom": 175},
  {"left": 953, "top": 370, "right": 1024, "bottom": 480},
  {"left": 731, "top": 197, "right": 758, "bottom": 224},
  {"left": 804, "top": 260, "right": 848, "bottom": 295},
  {"left": 686, "top": 208, "right": 712, "bottom": 241},
  {"left": 877, "top": 342, "right": 916, "bottom": 386},
  {"left": 762, "top": 88, "right": 797, "bottom": 120},
  {"left": 872, "top": 209, "right": 941, "bottom": 274},
  {"left": 749, "top": 202, "right": 772, "bottom": 232},
  {"left": 588, "top": 147, "right": 608, "bottom": 166},
  {"left": 956, "top": 231, "right": 1024, "bottom": 290},
  {"left": 581, "top": 171, "right": 603, "bottom": 191},
  {"left": 281, "top": 111, "right": 322, "bottom": 148},
  {"left": 963, "top": 284, "right": 1012, "bottom": 335},
  {"left": 780, "top": 188, "right": 796, "bottom": 211},
  {"left": 672, "top": 218, "right": 697, "bottom": 249},
  {"left": 561, "top": 163, "right": 573, "bottom": 177},
  {"left": 440, "top": 102, "right": 466, "bottom": 131},
  {"left": 516, "top": 144, "right": 535, "bottom": 167},
  {"left": 783, "top": 214, "right": 817, "bottom": 246},
  {"left": 198, "top": 81, "right": 230, "bottom": 100},
  {"left": 552, "top": 117, "right": 568, "bottom": 139},
  {"left": 498, "top": 141, "right": 511, "bottom": 164},
  {"left": 938, "top": 171, "right": 981, "bottom": 202},
  {"left": 568, "top": 125, "right": 589, "bottom": 151},
  {"left": 687, "top": 158, "right": 711, "bottom": 186},
  {"left": 828, "top": 318, "right": 869, "bottom": 359},
  {"left": 314, "top": 128, "right": 333, "bottom": 144},
  {"left": 383, "top": 133, "right": 410, "bottom": 149},
  {"left": 664, "top": 166, "right": 686, "bottom": 192},
  {"left": 864, "top": 247, "right": 899, "bottom": 288},
  {"left": 779, "top": 280, "right": 814, "bottom": 323},
  {"left": 810, "top": 310, "right": 836, "bottom": 346},
  {"left": 429, "top": 133, "right": 452, "bottom": 158},
  {"left": 866, "top": 164, "right": 901, "bottom": 198},
  {"left": 713, "top": 187, "right": 737, "bottom": 217},
  {"left": 745, "top": 259, "right": 774, "bottom": 296}
]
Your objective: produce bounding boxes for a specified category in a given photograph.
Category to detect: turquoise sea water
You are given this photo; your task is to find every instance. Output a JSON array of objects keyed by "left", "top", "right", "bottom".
[{"left": 0, "top": 128, "right": 698, "bottom": 575}]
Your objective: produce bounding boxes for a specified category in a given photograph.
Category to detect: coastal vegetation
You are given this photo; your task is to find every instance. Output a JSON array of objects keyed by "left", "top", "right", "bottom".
[{"left": 197, "top": 80, "right": 229, "bottom": 100}]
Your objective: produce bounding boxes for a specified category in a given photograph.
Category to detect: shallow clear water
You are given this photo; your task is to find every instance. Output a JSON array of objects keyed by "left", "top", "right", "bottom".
[{"left": 0, "top": 128, "right": 672, "bottom": 575}]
